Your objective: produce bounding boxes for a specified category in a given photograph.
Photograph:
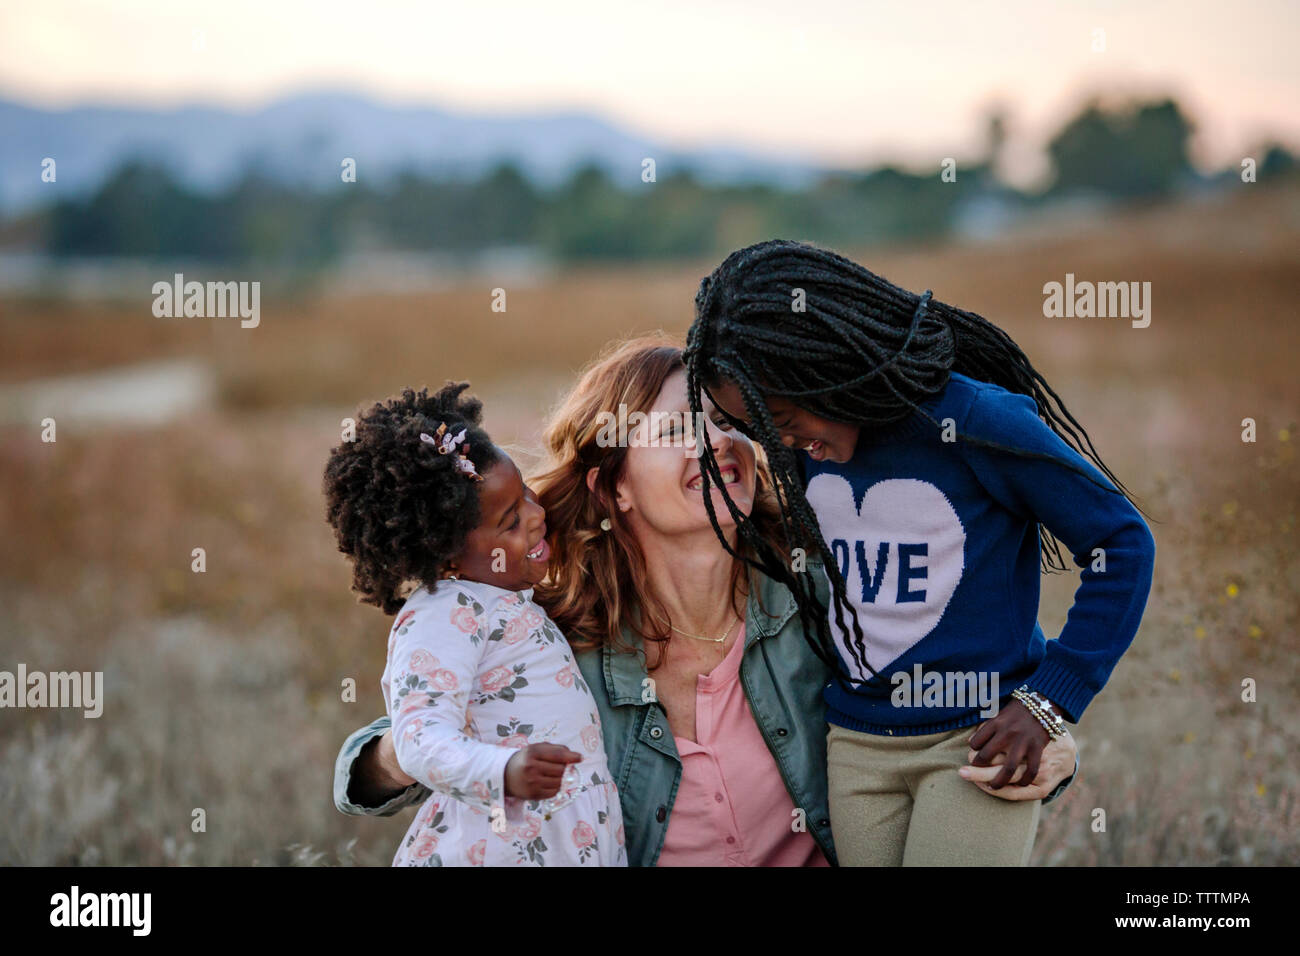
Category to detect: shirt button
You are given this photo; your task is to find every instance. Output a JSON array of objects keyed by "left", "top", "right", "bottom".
[
  {"left": 656, "top": 806, "right": 667, "bottom": 823},
  {"left": 714, "top": 792, "right": 724, "bottom": 803},
  {"left": 726, "top": 836, "right": 736, "bottom": 844},
  {"left": 649, "top": 726, "right": 663, "bottom": 740},
  {"left": 776, "top": 728, "right": 789, "bottom": 737}
]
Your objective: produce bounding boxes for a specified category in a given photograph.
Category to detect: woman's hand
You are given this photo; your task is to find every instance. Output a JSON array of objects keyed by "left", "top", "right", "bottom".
[
  {"left": 959, "top": 726, "right": 1078, "bottom": 801},
  {"left": 369, "top": 730, "right": 417, "bottom": 790}
]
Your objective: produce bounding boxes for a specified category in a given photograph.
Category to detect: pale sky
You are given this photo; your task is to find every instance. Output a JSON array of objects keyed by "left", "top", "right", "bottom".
[{"left": 2, "top": 0, "right": 1297, "bottom": 184}]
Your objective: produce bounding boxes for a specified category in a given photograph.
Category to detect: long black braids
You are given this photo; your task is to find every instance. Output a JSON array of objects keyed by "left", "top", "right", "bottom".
[
  {"left": 685, "top": 349, "right": 861, "bottom": 681},
  {"left": 684, "top": 238, "right": 1149, "bottom": 691}
]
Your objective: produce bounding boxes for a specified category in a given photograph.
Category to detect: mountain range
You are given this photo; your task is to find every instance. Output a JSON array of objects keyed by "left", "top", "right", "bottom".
[{"left": 0, "top": 91, "right": 833, "bottom": 214}]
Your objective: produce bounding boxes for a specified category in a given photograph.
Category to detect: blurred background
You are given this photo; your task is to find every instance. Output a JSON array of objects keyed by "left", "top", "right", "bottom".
[{"left": 0, "top": 0, "right": 1296, "bottom": 865}]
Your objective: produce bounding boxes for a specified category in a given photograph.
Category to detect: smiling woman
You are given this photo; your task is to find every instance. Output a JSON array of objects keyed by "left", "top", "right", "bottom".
[
  {"left": 528, "top": 337, "right": 782, "bottom": 655},
  {"left": 484, "top": 335, "right": 840, "bottom": 866}
]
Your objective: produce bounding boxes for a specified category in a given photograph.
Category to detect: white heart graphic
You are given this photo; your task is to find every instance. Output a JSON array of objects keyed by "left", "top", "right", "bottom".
[{"left": 806, "top": 475, "right": 966, "bottom": 681}]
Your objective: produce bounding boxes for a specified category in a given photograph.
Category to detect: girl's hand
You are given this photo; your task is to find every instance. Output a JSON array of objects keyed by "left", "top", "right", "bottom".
[
  {"left": 966, "top": 698, "right": 1052, "bottom": 790},
  {"left": 504, "top": 743, "right": 583, "bottom": 799},
  {"left": 960, "top": 728, "right": 1078, "bottom": 800}
]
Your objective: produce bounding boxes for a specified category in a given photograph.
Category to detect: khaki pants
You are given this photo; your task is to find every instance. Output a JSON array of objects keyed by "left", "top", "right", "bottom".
[{"left": 827, "top": 723, "right": 1041, "bottom": 866}]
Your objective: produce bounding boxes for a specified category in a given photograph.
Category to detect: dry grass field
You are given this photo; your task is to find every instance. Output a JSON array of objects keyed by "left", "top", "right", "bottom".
[{"left": 1, "top": 185, "right": 1297, "bottom": 865}]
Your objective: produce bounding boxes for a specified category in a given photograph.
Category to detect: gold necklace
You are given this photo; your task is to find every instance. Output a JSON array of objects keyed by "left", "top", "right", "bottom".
[{"left": 655, "top": 611, "right": 738, "bottom": 645}]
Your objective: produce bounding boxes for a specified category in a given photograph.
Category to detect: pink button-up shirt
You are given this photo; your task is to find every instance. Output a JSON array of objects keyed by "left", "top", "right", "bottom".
[{"left": 656, "top": 622, "right": 830, "bottom": 867}]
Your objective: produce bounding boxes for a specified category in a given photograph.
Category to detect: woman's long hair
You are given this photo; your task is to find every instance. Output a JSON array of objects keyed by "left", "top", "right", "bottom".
[
  {"left": 683, "top": 238, "right": 1146, "bottom": 686},
  {"left": 530, "top": 335, "right": 798, "bottom": 656}
]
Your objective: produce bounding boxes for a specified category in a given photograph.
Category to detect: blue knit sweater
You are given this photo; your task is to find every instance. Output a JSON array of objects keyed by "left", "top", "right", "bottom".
[{"left": 804, "top": 372, "right": 1155, "bottom": 735}]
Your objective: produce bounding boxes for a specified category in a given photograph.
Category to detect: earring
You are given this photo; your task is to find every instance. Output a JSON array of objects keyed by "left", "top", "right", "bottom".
[{"left": 600, "top": 518, "right": 612, "bottom": 532}]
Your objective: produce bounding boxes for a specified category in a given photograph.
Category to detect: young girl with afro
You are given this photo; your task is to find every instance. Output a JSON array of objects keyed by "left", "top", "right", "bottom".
[{"left": 323, "top": 382, "right": 625, "bottom": 867}]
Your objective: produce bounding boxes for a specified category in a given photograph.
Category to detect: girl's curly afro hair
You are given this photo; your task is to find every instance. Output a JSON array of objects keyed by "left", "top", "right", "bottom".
[{"left": 323, "top": 382, "right": 500, "bottom": 615}]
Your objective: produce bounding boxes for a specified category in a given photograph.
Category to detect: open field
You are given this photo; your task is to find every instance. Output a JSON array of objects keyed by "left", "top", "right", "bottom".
[{"left": 1, "top": 186, "right": 1297, "bottom": 865}]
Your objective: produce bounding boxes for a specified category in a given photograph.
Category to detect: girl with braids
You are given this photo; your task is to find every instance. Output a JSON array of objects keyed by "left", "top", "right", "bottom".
[
  {"left": 322, "top": 383, "right": 625, "bottom": 866},
  {"left": 685, "top": 239, "right": 1156, "bottom": 866}
]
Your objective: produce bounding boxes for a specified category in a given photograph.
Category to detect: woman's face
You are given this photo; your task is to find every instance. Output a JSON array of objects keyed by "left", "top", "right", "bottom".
[{"left": 609, "top": 369, "right": 757, "bottom": 541}]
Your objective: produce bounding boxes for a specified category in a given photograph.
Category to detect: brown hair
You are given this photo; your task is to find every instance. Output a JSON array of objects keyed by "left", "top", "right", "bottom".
[{"left": 530, "top": 334, "right": 795, "bottom": 654}]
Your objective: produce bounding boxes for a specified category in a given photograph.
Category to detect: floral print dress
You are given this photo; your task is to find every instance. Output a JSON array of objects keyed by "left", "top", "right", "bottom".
[{"left": 381, "top": 579, "right": 626, "bottom": 867}]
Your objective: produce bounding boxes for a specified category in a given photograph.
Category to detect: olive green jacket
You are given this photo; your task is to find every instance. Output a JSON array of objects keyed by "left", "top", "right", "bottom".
[{"left": 571, "top": 563, "right": 840, "bottom": 866}]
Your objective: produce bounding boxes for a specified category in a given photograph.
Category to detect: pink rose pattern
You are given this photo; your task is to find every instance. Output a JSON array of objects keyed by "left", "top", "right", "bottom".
[
  {"left": 400, "top": 802, "right": 450, "bottom": 866},
  {"left": 474, "top": 661, "right": 529, "bottom": 704},
  {"left": 407, "top": 648, "right": 440, "bottom": 676},
  {"left": 572, "top": 811, "right": 615, "bottom": 864},
  {"left": 430, "top": 669, "right": 459, "bottom": 691},
  {"left": 572, "top": 820, "right": 596, "bottom": 848},
  {"left": 479, "top": 665, "right": 514, "bottom": 693},
  {"left": 451, "top": 606, "right": 479, "bottom": 634},
  {"left": 503, "top": 616, "right": 529, "bottom": 644},
  {"left": 385, "top": 584, "right": 625, "bottom": 867},
  {"left": 517, "top": 814, "right": 543, "bottom": 842}
]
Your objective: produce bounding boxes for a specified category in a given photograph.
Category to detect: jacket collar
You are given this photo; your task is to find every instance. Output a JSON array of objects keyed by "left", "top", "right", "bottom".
[{"left": 602, "top": 566, "right": 800, "bottom": 707}]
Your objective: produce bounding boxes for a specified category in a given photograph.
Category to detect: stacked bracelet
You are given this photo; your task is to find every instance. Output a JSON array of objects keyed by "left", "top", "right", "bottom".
[{"left": 1011, "top": 685, "right": 1066, "bottom": 740}]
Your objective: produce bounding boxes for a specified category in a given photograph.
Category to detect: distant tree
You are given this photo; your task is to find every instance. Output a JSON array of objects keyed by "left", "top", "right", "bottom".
[
  {"left": 49, "top": 160, "right": 199, "bottom": 257},
  {"left": 1046, "top": 97, "right": 1194, "bottom": 198},
  {"left": 542, "top": 163, "right": 640, "bottom": 258},
  {"left": 563, "top": 162, "right": 617, "bottom": 203},
  {"left": 468, "top": 161, "right": 540, "bottom": 244},
  {"left": 1260, "top": 143, "right": 1298, "bottom": 179}
]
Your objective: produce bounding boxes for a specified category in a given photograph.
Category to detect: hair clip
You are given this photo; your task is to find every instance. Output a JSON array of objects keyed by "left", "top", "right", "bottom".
[
  {"left": 443, "top": 424, "right": 469, "bottom": 456},
  {"left": 423, "top": 422, "right": 466, "bottom": 455},
  {"left": 453, "top": 456, "right": 483, "bottom": 481},
  {"left": 420, "top": 426, "right": 483, "bottom": 482}
]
